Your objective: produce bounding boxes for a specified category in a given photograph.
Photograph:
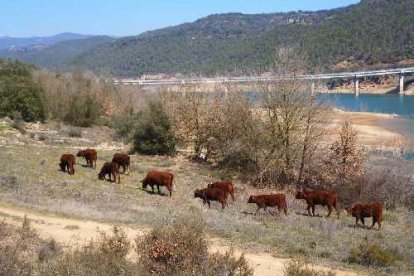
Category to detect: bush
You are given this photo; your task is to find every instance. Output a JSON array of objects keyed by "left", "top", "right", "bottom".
[
  {"left": 111, "top": 107, "right": 141, "bottom": 140},
  {"left": 40, "top": 227, "right": 133, "bottom": 276},
  {"left": 348, "top": 241, "right": 400, "bottom": 267},
  {"left": 133, "top": 101, "right": 176, "bottom": 155},
  {"left": 63, "top": 93, "right": 101, "bottom": 127},
  {"left": 135, "top": 218, "right": 253, "bottom": 276},
  {"left": 284, "top": 259, "right": 336, "bottom": 276},
  {"left": 10, "top": 111, "right": 26, "bottom": 133},
  {"left": 0, "top": 60, "right": 45, "bottom": 122},
  {"left": 0, "top": 217, "right": 252, "bottom": 275},
  {"left": 337, "top": 169, "right": 414, "bottom": 210}
]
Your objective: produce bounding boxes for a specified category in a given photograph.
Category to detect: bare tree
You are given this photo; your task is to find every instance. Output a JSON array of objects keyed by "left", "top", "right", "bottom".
[{"left": 326, "top": 121, "right": 365, "bottom": 186}]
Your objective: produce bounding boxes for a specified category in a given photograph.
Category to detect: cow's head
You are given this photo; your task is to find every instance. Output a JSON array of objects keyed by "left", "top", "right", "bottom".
[
  {"left": 247, "top": 196, "right": 255, "bottom": 203},
  {"left": 98, "top": 172, "right": 105, "bottom": 180},
  {"left": 295, "top": 190, "right": 306, "bottom": 199},
  {"left": 76, "top": 150, "right": 85, "bottom": 157},
  {"left": 194, "top": 189, "right": 202, "bottom": 198},
  {"left": 207, "top": 182, "right": 214, "bottom": 189},
  {"left": 141, "top": 178, "right": 148, "bottom": 189}
]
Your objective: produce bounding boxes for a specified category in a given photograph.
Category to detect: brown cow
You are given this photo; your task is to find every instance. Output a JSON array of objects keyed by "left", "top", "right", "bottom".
[
  {"left": 194, "top": 188, "right": 227, "bottom": 209},
  {"left": 345, "top": 202, "right": 383, "bottom": 230},
  {"left": 247, "top": 194, "right": 287, "bottom": 216},
  {"left": 59, "top": 154, "right": 76, "bottom": 175},
  {"left": 98, "top": 162, "right": 120, "bottom": 184},
  {"left": 141, "top": 170, "right": 174, "bottom": 197},
  {"left": 77, "top": 148, "right": 97, "bottom": 168},
  {"left": 208, "top": 181, "right": 235, "bottom": 201},
  {"left": 295, "top": 189, "right": 340, "bottom": 218},
  {"left": 112, "top": 153, "right": 130, "bottom": 174}
]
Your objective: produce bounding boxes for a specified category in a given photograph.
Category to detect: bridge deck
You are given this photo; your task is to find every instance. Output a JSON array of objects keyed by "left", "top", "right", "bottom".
[{"left": 114, "top": 66, "right": 414, "bottom": 86}]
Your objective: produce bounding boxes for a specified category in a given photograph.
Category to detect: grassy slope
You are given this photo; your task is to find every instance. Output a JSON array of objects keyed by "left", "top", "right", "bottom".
[{"left": 0, "top": 142, "right": 413, "bottom": 274}]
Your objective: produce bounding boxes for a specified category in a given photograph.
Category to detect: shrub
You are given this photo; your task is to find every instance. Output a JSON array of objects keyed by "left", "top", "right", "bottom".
[
  {"left": 135, "top": 218, "right": 253, "bottom": 276},
  {"left": 63, "top": 93, "right": 101, "bottom": 127},
  {"left": 40, "top": 227, "right": 133, "bottom": 276},
  {"left": 348, "top": 241, "right": 399, "bottom": 267},
  {"left": 111, "top": 106, "right": 141, "bottom": 140},
  {"left": 0, "top": 59, "right": 45, "bottom": 122},
  {"left": 133, "top": 101, "right": 176, "bottom": 155},
  {"left": 284, "top": 259, "right": 336, "bottom": 276},
  {"left": 10, "top": 111, "right": 26, "bottom": 133},
  {"left": 337, "top": 169, "right": 414, "bottom": 209}
]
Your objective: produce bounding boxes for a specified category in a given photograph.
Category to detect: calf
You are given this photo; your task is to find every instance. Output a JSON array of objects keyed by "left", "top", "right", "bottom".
[
  {"left": 77, "top": 148, "right": 97, "bottom": 168},
  {"left": 112, "top": 153, "right": 130, "bottom": 174},
  {"left": 194, "top": 188, "right": 227, "bottom": 209},
  {"left": 247, "top": 194, "right": 287, "bottom": 216},
  {"left": 98, "top": 162, "right": 120, "bottom": 184},
  {"left": 208, "top": 181, "right": 235, "bottom": 201},
  {"left": 295, "top": 189, "right": 340, "bottom": 218},
  {"left": 141, "top": 170, "right": 174, "bottom": 197},
  {"left": 345, "top": 202, "right": 383, "bottom": 230},
  {"left": 59, "top": 154, "right": 76, "bottom": 175}
]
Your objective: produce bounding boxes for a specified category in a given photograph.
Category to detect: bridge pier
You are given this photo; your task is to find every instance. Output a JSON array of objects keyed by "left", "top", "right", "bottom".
[
  {"left": 311, "top": 81, "right": 315, "bottom": 95},
  {"left": 353, "top": 77, "right": 360, "bottom": 96},
  {"left": 399, "top": 73, "right": 405, "bottom": 95}
]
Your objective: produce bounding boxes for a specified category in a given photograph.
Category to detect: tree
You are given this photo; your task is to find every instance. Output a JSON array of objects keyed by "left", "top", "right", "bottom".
[
  {"left": 133, "top": 101, "right": 176, "bottom": 155},
  {"left": 326, "top": 121, "right": 364, "bottom": 186},
  {"left": 256, "top": 48, "right": 326, "bottom": 186},
  {"left": 0, "top": 59, "right": 45, "bottom": 122}
]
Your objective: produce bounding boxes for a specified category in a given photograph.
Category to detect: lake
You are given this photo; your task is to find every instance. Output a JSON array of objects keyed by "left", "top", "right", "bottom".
[{"left": 318, "top": 93, "right": 414, "bottom": 117}]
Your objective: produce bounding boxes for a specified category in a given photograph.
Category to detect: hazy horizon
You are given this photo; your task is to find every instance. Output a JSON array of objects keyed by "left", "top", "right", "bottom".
[{"left": 0, "top": 0, "right": 360, "bottom": 37}]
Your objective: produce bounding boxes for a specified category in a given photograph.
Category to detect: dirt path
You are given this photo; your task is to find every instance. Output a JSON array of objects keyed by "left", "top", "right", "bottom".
[{"left": 0, "top": 205, "right": 363, "bottom": 276}]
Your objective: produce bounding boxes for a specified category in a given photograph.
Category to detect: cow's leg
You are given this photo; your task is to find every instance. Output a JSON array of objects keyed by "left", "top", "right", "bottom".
[
  {"left": 207, "top": 200, "right": 211, "bottom": 208},
  {"left": 157, "top": 185, "right": 161, "bottom": 195},
  {"left": 231, "top": 192, "right": 235, "bottom": 202},
  {"left": 327, "top": 205, "right": 332, "bottom": 218},
  {"left": 150, "top": 185, "right": 155, "bottom": 194},
  {"left": 168, "top": 186, "right": 172, "bottom": 197},
  {"left": 361, "top": 217, "right": 365, "bottom": 226},
  {"left": 355, "top": 216, "right": 361, "bottom": 227},
  {"left": 369, "top": 218, "right": 377, "bottom": 230},
  {"left": 202, "top": 200, "right": 206, "bottom": 206},
  {"left": 311, "top": 205, "right": 316, "bottom": 216},
  {"left": 255, "top": 206, "right": 262, "bottom": 215},
  {"left": 221, "top": 200, "right": 225, "bottom": 209},
  {"left": 307, "top": 205, "right": 313, "bottom": 216},
  {"left": 277, "top": 205, "right": 282, "bottom": 214}
]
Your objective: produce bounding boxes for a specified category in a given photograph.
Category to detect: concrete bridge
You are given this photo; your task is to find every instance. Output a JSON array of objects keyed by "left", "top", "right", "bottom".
[{"left": 114, "top": 66, "right": 414, "bottom": 95}]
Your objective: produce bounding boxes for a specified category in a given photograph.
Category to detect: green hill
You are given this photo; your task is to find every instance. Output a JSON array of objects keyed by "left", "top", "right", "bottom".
[{"left": 1, "top": 0, "right": 414, "bottom": 77}]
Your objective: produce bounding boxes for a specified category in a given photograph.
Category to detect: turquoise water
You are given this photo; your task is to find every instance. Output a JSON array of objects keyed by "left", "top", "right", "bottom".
[
  {"left": 318, "top": 93, "right": 414, "bottom": 117},
  {"left": 319, "top": 93, "right": 414, "bottom": 157}
]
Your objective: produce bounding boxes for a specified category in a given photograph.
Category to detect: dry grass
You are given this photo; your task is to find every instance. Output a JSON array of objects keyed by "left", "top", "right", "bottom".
[{"left": 0, "top": 130, "right": 413, "bottom": 275}]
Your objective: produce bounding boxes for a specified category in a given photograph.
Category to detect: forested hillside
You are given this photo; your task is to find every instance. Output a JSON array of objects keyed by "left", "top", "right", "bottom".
[{"left": 1, "top": 0, "right": 413, "bottom": 77}]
